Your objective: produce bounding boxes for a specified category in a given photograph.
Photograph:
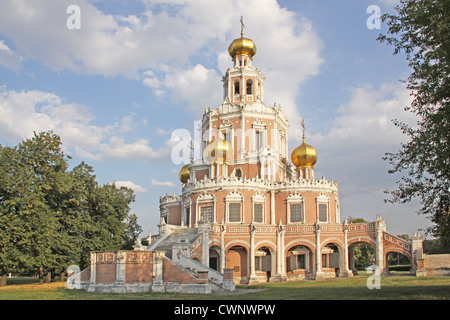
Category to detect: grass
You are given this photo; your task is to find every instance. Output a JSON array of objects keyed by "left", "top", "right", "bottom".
[{"left": 0, "top": 276, "right": 449, "bottom": 300}]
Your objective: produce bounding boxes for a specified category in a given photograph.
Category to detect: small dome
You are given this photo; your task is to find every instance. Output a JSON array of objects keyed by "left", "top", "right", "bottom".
[
  {"left": 291, "top": 137, "right": 317, "bottom": 169},
  {"left": 228, "top": 35, "right": 257, "bottom": 59},
  {"left": 203, "top": 134, "right": 232, "bottom": 164},
  {"left": 179, "top": 164, "right": 190, "bottom": 183}
]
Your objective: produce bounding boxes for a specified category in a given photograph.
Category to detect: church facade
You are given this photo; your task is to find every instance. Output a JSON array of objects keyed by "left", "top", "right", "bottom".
[
  {"left": 152, "top": 30, "right": 423, "bottom": 284},
  {"left": 69, "top": 27, "right": 425, "bottom": 294}
]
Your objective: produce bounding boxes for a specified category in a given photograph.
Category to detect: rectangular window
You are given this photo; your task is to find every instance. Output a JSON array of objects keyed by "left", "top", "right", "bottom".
[
  {"left": 290, "top": 204, "right": 302, "bottom": 222},
  {"left": 254, "top": 203, "right": 263, "bottom": 222},
  {"left": 322, "top": 254, "right": 329, "bottom": 268},
  {"left": 255, "top": 131, "right": 263, "bottom": 150},
  {"left": 255, "top": 256, "right": 261, "bottom": 271},
  {"left": 229, "top": 203, "right": 241, "bottom": 222},
  {"left": 246, "top": 80, "right": 253, "bottom": 95},
  {"left": 234, "top": 81, "right": 240, "bottom": 95},
  {"left": 319, "top": 204, "right": 328, "bottom": 222},
  {"left": 200, "top": 206, "right": 213, "bottom": 223},
  {"left": 185, "top": 208, "right": 190, "bottom": 226},
  {"left": 297, "top": 254, "right": 306, "bottom": 269}
]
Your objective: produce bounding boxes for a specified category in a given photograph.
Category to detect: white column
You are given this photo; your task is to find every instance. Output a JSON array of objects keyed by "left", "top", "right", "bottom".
[
  {"left": 241, "top": 113, "right": 245, "bottom": 159},
  {"left": 343, "top": 224, "right": 352, "bottom": 277},
  {"left": 249, "top": 225, "right": 257, "bottom": 281},
  {"left": 152, "top": 251, "right": 165, "bottom": 292},
  {"left": 220, "top": 224, "right": 225, "bottom": 273},
  {"left": 375, "top": 215, "right": 386, "bottom": 274},
  {"left": 270, "top": 190, "right": 276, "bottom": 225},
  {"left": 315, "top": 224, "right": 325, "bottom": 279},
  {"left": 115, "top": 251, "right": 126, "bottom": 284},
  {"left": 89, "top": 252, "right": 96, "bottom": 285}
]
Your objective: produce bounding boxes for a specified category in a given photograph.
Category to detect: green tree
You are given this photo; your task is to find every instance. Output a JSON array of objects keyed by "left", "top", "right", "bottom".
[
  {"left": 378, "top": 0, "right": 450, "bottom": 247},
  {"left": 0, "top": 132, "right": 141, "bottom": 285}
]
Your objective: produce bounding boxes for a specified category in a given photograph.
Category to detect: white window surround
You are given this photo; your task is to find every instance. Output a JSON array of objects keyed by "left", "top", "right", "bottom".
[
  {"left": 316, "top": 193, "right": 330, "bottom": 223},
  {"left": 251, "top": 192, "right": 266, "bottom": 223},
  {"left": 252, "top": 119, "right": 267, "bottom": 151},
  {"left": 225, "top": 191, "right": 244, "bottom": 223},
  {"left": 195, "top": 193, "right": 216, "bottom": 224},
  {"left": 286, "top": 192, "right": 304, "bottom": 224}
]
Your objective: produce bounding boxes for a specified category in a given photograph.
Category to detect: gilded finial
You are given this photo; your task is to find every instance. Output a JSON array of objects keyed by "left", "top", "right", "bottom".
[
  {"left": 301, "top": 119, "right": 306, "bottom": 143},
  {"left": 240, "top": 16, "right": 245, "bottom": 37}
]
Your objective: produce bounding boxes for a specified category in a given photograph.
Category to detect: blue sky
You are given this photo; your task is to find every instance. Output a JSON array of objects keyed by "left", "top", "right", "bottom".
[{"left": 0, "top": 0, "right": 432, "bottom": 238}]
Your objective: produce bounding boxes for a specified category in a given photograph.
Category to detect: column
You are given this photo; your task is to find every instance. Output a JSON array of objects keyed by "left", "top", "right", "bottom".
[
  {"left": 270, "top": 190, "right": 275, "bottom": 225},
  {"left": 240, "top": 113, "right": 245, "bottom": 159},
  {"left": 152, "top": 251, "right": 165, "bottom": 292},
  {"left": 249, "top": 224, "right": 257, "bottom": 282},
  {"left": 273, "top": 223, "right": 286, "bottom": 282},
  {"left": 220, "top": 224, "right": 225, "bottom": 273},
  {"left": 315, "top": 224, "right": 325, "bottom": 280},
  {"left": 201, "top": 223, "right": 210, "bottom": 267},
  {"left": 342, "top": 224, "right": 352, "bottom": 277},
  {"left": 115, "top": 251, "right": 126, "bottom": 284},
  {"left": 375, "top": 215, "right": 386, "bottom": 274},
  {"left": 411, "top": 233, "right": 424, "bottom": 276},
  {"left": 89, "top": 252, "right": 96, "bottom": 285}
]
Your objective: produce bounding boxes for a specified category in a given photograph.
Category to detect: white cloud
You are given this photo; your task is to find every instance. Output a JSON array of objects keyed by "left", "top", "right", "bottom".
[
  {"left": 0, "top": 40, "right": 21, "bottom": 71},
  {"left": 151, "top": 179, "right": 177, "bottom": 188},
  {"left": 311, "top": 82, "right": 416, "bottom": 221},
  {"left": 112, "top": 180, "right": 148, "bottom": 193},
  {"left": 0, "top": 0, "right": 323, "bottom": 122},
  {"left": 0, "top": 87, "right": 174, "bottom": 162},
  {"left": 143, "top": 64, "right": 221, "bottom": 112}
]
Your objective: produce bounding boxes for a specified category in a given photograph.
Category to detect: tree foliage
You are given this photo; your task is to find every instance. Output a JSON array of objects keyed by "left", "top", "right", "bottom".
[
  {"left": 0, "top": 132, "right": 141, "bottom": 285},
  {"left": 377, "top": 0, "right": 450, "bottom": 247}
]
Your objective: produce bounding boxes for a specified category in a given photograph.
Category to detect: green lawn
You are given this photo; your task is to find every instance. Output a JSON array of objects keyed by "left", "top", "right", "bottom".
[{"left": 1, "top": 276, "right": 449, "bottom": 300}]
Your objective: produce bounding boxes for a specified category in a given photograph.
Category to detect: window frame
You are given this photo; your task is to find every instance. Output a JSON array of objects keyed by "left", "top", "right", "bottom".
[{"left": 286, "top": 192, "right": 304, "bottom": 224}]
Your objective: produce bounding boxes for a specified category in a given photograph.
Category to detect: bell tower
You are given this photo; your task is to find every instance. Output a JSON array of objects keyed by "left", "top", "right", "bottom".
[{"left": 222, "top": 17, "right": 265, "bottom": 105}]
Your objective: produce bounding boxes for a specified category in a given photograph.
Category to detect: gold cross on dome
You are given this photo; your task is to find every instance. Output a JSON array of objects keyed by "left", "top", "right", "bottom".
[
  {"left": 240, "top": 16, "right": 245, "bottom": 36},
  {"left": 301, "top": 119, "right": 306, "bottom": 141}
]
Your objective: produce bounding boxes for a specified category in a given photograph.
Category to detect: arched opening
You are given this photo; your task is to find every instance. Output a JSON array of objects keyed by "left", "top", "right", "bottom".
[
  {"left": 348, "top": 241, "right": 375, "bottom": 275},
  {"left": 386, "top": 251, "right": 411, "bottom": 274},
  {"left": 321, "top": 243, "right": 341, "bottom": 277},
  {"left": 226, "top": 246, "right": 248, "bottom": 284},
  {"left": 286, "top": 245, "right": 313, "bottom": 280},
  {"left": 254, "top": 246, "right": 275, "bottom": 282},
  {"left": 209, "top": 246, "right": 220, "bottom": 271}
]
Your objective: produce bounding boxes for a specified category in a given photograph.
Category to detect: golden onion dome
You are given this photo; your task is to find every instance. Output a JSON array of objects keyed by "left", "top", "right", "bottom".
[
  {"left": 179, "top": 164, "right": 190, "bottom": 183},
  {"left": 228, "top": 35, "right": 257, "bottom": 59},
  {"left": 291, "top": 136, "right": 318, "bottom": 169},
  {"left": 203, "top": 134, "right": 232, "bottom": 164}
]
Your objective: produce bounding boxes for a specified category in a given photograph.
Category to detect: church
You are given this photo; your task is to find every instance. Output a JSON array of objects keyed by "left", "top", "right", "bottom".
[
  {"left": 150, "top": 27, "right": 423, "bottom": 284},
  {"left": 69, "top": 24, "right": 424, "bottom": 294}
]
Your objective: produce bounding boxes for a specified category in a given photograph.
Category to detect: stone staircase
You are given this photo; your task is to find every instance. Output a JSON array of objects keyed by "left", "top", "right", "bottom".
[
  {"left": 148, "top": 227, "right": 201, "bottom": 259},
  {"left": 148, "top": 226, "right": 234, "bottom": 292}
]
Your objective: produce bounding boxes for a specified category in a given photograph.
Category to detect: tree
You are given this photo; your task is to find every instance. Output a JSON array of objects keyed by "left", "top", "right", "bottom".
[
  {"left": 0, "top": 132, "right": 141, "bottom": 285},
  {"left": 377, "top": 0, "right": 450, "bottom": 247}
]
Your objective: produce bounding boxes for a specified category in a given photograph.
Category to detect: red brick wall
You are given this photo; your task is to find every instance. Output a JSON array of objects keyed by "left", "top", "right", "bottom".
[
  {"left": 163, "top": 259, "right": 206, "bottom": 284},
  {"left": 125, "top": 252, "right": 153, "bottom": 283}
]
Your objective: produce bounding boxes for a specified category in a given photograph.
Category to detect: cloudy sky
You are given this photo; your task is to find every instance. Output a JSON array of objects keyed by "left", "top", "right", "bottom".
[{"left": 0, "top": 0, "right": 432, "bottom": 237}]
